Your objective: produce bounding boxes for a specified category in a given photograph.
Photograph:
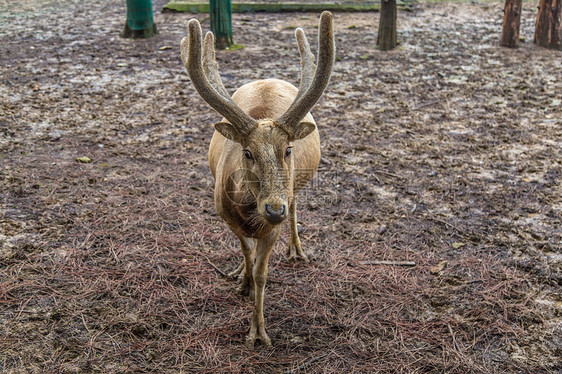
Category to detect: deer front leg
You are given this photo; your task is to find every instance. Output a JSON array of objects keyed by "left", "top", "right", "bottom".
[
  {"left": 288, "top": 198, "right": 309, "bottom": 262},
  {"left": 230, "top": 236, "right": 256, "bottom": 298},
  {"left": 245, "top": 228, "right": 279, "bottom": 349}
]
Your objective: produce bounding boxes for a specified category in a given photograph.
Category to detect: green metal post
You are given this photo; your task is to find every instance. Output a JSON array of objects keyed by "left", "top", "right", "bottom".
[
  {"left": 122, "top": 0, "right": 158, "bottom": 39},
  {"left": 210, "top": 0, "right": 233, "bottom": 49}
]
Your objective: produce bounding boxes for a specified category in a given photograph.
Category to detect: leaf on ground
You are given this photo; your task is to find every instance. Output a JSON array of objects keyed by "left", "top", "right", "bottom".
[
  {"left": 76, "top": 156, "right": 92, "bottom": 163},
  {"left": 430, "top": 260, "right": 448, "bottom": 275}
]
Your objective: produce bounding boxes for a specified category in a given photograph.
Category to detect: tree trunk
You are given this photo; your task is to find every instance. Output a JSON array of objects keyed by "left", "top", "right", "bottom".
[
  {"left": 534, "top": 0, "right": 562, "bottom": 49},
  {"left": 501, "top": 0, "right": 523, "bottom": 47},
  {"left": 377, "top": 0, "right": 398, "bottom": 51},
  {"left": 210, "top": 0, "right": 234, "bottom": 50},
  {"left": 122, "top": 0, "right": 158, "bottom": 39}
]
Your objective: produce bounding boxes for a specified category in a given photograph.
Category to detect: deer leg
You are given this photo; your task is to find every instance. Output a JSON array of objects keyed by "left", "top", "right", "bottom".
[
  {"left": 245, "top": 228, "right": 279, "bottom": 349},
  {"left": 288, "top": 198, "right": 309, "bottom": 262},
  {"left": 230, "top": 236, "right": 256, "bottom": 298}
]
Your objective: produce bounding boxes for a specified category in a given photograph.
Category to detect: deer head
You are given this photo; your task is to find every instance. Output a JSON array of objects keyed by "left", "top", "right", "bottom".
[{"left": 181, "top": 12, "right": 335, "bottom": 226}]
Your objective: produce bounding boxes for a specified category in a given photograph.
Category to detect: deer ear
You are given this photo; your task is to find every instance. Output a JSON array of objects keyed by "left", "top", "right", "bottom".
[
  {"left": 291, "top": 121, "right": 316, "bottom": 140},
  {"left": 214, "top": 122, "right": 241, "bottom": 142}
]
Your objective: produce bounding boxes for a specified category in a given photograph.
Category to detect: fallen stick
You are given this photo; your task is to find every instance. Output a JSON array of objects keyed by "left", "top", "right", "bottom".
[
  {"left": 359, "top": 260, "right": 416, "bottom": 267},
  {"left": 204, "top": 256, "right": 227, "bottom": 277}
]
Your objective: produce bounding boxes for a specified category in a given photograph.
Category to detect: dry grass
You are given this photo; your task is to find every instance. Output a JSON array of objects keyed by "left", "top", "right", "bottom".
[{"left": 1, "top": 0, "right": 561, "bottom": 372}]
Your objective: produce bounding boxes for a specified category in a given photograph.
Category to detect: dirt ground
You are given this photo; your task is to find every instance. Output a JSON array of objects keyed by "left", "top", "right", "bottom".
[{"left": 1, "top": 0, "right": 561, "bottom": 372}]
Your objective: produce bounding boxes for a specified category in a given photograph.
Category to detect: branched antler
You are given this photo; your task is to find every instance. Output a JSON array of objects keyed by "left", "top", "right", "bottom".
[
  {"left": 181, "top": 19, "right": 256, "bottom": 136},
  {"left": 202, "top": 31, "right": 231, "bottom": 101},
  {"left": 180, "top": 12, "right": 335, "bottom": 139},
  {"left": 276, "top": 11, "right": 335, "bottom": 137},
  {"left": 294, "top": 27, "right": 316, "bottom": 103}
]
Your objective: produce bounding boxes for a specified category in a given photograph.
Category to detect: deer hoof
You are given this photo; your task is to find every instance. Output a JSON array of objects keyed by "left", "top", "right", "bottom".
[
  {"left": 245, "top": 331, "right": 272, "bottom": 349},
  {"left": 235, "top": 274, "right": 255, "bottom": 300},
  {"left": 288, "top": 245, "right": 309, "bottom": 263},
  {"left": 236, "top": 281, "right": 253, "bottom": 298}
]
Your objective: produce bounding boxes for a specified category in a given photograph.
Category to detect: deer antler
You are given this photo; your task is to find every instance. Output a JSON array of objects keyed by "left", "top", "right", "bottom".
[
  {"left": 276, "top": 11, "right": 335, "bottom": 137},
  {"left": 294, "top": 27, "right": 316, "bottom": 103},
  {"left": 181, "top": 19, "right": 257, "bottom": 135},
  {"left": 202, "top": 31, "right": 231, "bottom": 101}
]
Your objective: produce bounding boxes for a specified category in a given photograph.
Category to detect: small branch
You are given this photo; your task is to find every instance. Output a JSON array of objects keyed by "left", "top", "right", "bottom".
[
  {"left": 430, "top": 217, "right": 464, "bottom": 234},
  {"left": 448, "top": 324, "right": 462, "bottom": 352},
  {"left": 204, "top": 256, "right": 227, "bottom": 277},
  {"left": 359, "top": 260, "right": 416, "bottom": 267}
]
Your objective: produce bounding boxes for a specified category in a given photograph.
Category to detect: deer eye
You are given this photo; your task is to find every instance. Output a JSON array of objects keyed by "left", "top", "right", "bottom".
[
  {"left": 284, "top": 147, "right": 292, "bottom": 158},
  {"left": 243, "top": 150, "right": 253, "bottom": 160}
]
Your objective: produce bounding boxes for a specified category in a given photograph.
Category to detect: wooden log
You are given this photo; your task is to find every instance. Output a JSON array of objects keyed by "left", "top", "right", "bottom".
[
  {"left": 534, "top": 0, "right": 562, "bottom": 49},
  {"left": 500, "top": 0, "right": 522, "bottom": 48},
  {"left": 164, "top": 1, "right": 411, "bottom": 13},
  {"left": 377, "top": 0, "right": 398, "bottom": 51}
]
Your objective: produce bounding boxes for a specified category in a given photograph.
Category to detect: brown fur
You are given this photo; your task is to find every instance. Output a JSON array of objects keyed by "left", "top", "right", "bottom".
[
  {"left": 181, "top": 12, "right": 334, "bottom": 348},
  {"left": 210, "top": 79, "right": 320, "bottom": 239}
]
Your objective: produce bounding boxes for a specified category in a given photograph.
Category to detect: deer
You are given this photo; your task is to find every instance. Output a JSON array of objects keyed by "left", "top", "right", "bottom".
[{"left": 180, "top": 11, "right": 335, "bottom": 348}]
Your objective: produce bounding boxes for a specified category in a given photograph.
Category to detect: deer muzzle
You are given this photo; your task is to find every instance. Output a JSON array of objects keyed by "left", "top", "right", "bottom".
[{"left": 264, "top": 203, "right": 287, "bottom": 224}]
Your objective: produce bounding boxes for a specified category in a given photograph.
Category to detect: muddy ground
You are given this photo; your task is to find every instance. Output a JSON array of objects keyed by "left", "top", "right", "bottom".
[{"left": 1, "top": 0, "right": 561, "bottom": 372}]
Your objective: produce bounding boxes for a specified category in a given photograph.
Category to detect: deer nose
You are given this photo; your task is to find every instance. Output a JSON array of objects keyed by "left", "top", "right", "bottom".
[{"left": 264, "top": 204, "right": 287, "bottom": 224}]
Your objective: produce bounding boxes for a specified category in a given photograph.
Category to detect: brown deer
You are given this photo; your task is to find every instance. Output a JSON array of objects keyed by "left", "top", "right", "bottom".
[{"left": 181, "top": 12, "right": 335, "bottom": 348}]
